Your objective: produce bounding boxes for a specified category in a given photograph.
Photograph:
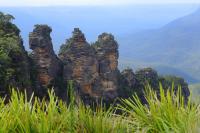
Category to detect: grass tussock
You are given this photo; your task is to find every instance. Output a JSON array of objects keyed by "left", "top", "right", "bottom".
[
  {"left": 0, "top": 89, "right": 129, "bottom": 133},
  {"left": 118, "top": 84, "right": 200, "bottom": 133},
  {"left": 0, "top": 84, "right": 199, "bottom": 133}
]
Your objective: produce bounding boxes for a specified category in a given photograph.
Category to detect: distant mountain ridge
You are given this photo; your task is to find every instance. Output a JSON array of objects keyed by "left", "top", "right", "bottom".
[
  {"left": 1, "top": 5, "right": 199, "bottom": 83},
  {"left": 0, "top": 5, "right": 197, "bottom": 51},
  {"left": 119, "top": 8, "right": 200, "bottom": 83}
]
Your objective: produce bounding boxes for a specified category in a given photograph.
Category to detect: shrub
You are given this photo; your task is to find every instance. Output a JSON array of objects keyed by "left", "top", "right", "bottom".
[
  {"left": 118, "top": 84, "right": 200, "bottom": 133},
  {"left": 0, "top": 88, "right": 129, "bottom": 132},
  {"left": 0, "top": 84, "right": 199, "bottom": 132}
]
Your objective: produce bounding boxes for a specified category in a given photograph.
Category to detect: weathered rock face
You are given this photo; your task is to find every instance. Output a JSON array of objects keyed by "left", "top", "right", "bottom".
[
  {"left": 59, "top": 28, "right": 100, "bottom": 100},
  {"left": 159, "top": 75, "right": 190, "bottom": 101},
  {"left": 59, "top": 30, "right": 120, "bottom": 103},
  {"left": 135, "top": 68, "right": 190, "bottom": 100},
  {"left": 93, "top": 33, "right": 119, "bottom": 73},
  {"left": 117, "top": 68, "right": 137, "bottom": 98},
  {"left": 118, "top": 67, "right": 190, "bottom": 103},
  {"left": 0, "top": 12, "right": 191, "bottom": 104},
  {"left": 27, "top": 25, "right": 190, "bottom": 104},
  {"left": 121, "top": 69, "right": 136, "bottom": 89},
  {"left": 135, "top": 68, "right": 160, "bottom": 90},
  {"left": 29, "top": 25, "right": 63, "bottom": 97},
  {"left": 93, "top": 33, "right": 119, "bottom": 100}
]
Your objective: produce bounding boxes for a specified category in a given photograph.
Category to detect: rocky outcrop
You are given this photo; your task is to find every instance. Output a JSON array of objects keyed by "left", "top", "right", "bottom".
[
  {"left": 27, "top": 25, "right": 190, "bottom": 104},
  {"left": 0, "top": 12, "right": 191, "bottom": 104},
  {"left": 117, "top": 68, "right": 136, "bottom": 98},
  {"left": 59, "top": 28, "right": 100, "bottom": 102},
  {"left": 121, "top": 68, "right": 136, "bottom": 89},
  {"left": 29, "top": 25, "right": 63, "bottom": 97},
  {"left": 93, "top": 33, "right": 120, "bottom": 100},
  {"left": 118, "top": 67, "right": 190, "bottom": 103},
  {"left": 135, "top": 68, "right": 159, "bottom": 90},
  {"left": 159, "top": 75, "right": 190, "bottom": 101},
  {"left": 59, "top": 30, "right": 120, "bottom": 103},
  {"left": 57, "top": 29, "right": 190, "bottom": 104}
]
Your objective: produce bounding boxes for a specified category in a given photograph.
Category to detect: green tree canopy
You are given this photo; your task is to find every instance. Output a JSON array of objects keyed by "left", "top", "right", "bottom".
[
  {"left": 0, "top": 12, "right": 30, "bottom": 93},
  {"left": 0, "top": 12, "right": 15, "bottom": 23}
]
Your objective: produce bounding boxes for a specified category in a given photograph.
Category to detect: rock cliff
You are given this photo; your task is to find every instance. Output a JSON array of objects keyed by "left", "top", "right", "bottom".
[
  {"left": 29, "top": 26, "right": 189, "bottom": 104},
  {"left": 93, "top": 33, "right": 120, "bottom": 101},
  {"left": 0, "top": 13, "right": 190, "bottom": 104},
  {"left": 59, "top": 28, "right": 101, "bottom": 103},
  {"left": 29, "top": 25, "right": 63, "bottom": 97},
  {"left": 119, "top": 67, "right": 190, "bottom": 103},
  {"left": 121, "top": 69, "right": 136, "bottom": 89}
]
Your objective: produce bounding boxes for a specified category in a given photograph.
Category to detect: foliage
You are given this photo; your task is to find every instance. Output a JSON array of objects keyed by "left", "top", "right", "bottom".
[
  {"left": 0, "top": 12, "right": 14, "bottom": 23},
  {"left": 135, "top": 68, "right": 159, "bottom": 90},
  {"left": 118, "top": 68, "right": 161, "bottom": 100},
  {"left": 0, "top": 88, "right": 129, "bottom": 133},
  {"left": 159, "top": 75, "right": 188, "bottom": 89},
  {"left": 91, "top": 41, "right": 101, "bottom": 49},
  {"left": 0, "top": 12, "right": 30, "bottom": 90},
  {"left": 118, "top": 84, "right": 200, "bottom": 133},
  {"left": 59, "top": 39, "right": 73, "bottom": 55},
  {"left": 0, "top": 84, "right": 198, "bottom": 132},
  {"left": 0, "top": 12, "right": 19, "bottom": 36},
  {"left": 118, "top": 68, "right": 189, "bottom": 104}
]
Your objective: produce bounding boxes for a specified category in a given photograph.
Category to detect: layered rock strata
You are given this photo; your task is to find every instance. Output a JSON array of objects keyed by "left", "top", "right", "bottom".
[
  {"left": 93, "top": 33, "right": 120, "bottom": 100},
  {"left": 29, "top": 25, "right": 63, "bottom": 97}
]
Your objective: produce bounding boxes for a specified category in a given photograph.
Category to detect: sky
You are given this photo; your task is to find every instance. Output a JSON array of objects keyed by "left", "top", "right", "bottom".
[{"left": 0, "top": 0, "right": 200, "bottom": 6}]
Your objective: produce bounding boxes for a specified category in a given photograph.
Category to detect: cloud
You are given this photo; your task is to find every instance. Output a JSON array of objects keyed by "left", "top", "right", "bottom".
[{"left": 0, "top": 0, "right": 199, "bottom": 6}]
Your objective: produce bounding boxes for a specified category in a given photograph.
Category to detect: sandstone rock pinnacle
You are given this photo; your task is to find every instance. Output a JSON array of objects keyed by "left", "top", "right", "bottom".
[{"left": 29, "top": 25, "right": 63, "bottom": 97}]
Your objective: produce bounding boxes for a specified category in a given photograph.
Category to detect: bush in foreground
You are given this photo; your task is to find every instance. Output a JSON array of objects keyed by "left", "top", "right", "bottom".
[
  {"left": 0, "top": 89, "right": 129, "bottom": 133},
  {"left": 118, "top": 84, "right": 200, "bottom": 133},
  {"left": 0, "top": 84, "right": 199, "bottom": 133}
]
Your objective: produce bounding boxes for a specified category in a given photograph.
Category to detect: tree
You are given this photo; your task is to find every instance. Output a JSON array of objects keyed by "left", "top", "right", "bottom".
[
  {"left": 0, "top": 12, "right": 15, "bottom": 23},
  {"left": 0, "top": 12, "right": 30, "bottom": 93}
]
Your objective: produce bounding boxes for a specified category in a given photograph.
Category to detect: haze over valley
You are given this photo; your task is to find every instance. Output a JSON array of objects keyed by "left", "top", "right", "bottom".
[{"left": 0, "top": 4, "right": 199, "bottom": 83}]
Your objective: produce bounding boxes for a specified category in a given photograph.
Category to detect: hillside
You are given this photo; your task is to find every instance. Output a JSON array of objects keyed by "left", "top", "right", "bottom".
[{"left": 119, "top": 8, "right": 200, "bottom": 83}]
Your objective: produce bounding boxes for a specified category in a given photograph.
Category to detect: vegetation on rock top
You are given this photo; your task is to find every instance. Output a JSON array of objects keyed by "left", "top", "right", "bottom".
[{"left": 0, "top": 12, "right": 31, "bottom": 95}]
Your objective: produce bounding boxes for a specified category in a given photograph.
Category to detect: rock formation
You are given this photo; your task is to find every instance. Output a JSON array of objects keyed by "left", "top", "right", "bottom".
[
  {"left": 59, "top": 28, "right": 100, "bottom": 103},
  {"left": 28, "top": 26, "right": 191, "bottom": 104},
  {"left": 93, "top": 33, "right": 120, "bottom": 100},
  {"left": 119, "top": 67, "right": 190, "bottom": 103},
  {"left": 29, "top": 25, "right": 63, "bottom": 97},
  {"left": 0, "top": 14, "right": 190, "bottom": 104},
  {"left": 59, "top": 30, "right": 120, "bottom": 103},
  {"left": 58, "top": 28, "right": 190, "bottom": 104},
  {"left": 117, "top": 68, "right": 136, "bottom": 98},
  {"left": 120, "top": 68, "right": 136, "bottom": 89},
  {"left": 135, "top": 68, "right": 159, "bottom": 90},
  {"left": 159, "top": 75, "right": 190, "bottom": 101}
]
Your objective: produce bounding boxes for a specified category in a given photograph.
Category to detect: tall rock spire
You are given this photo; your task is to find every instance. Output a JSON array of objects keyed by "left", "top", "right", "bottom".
[
  {"left": 93, "top": 33, "right": 119, "bottom": 100},
  {"left": 29, "top": 25, "right": 63, "bottom": 97},
  {"left": 59, "top": 28, "right": 100, "bottom": 103}
]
